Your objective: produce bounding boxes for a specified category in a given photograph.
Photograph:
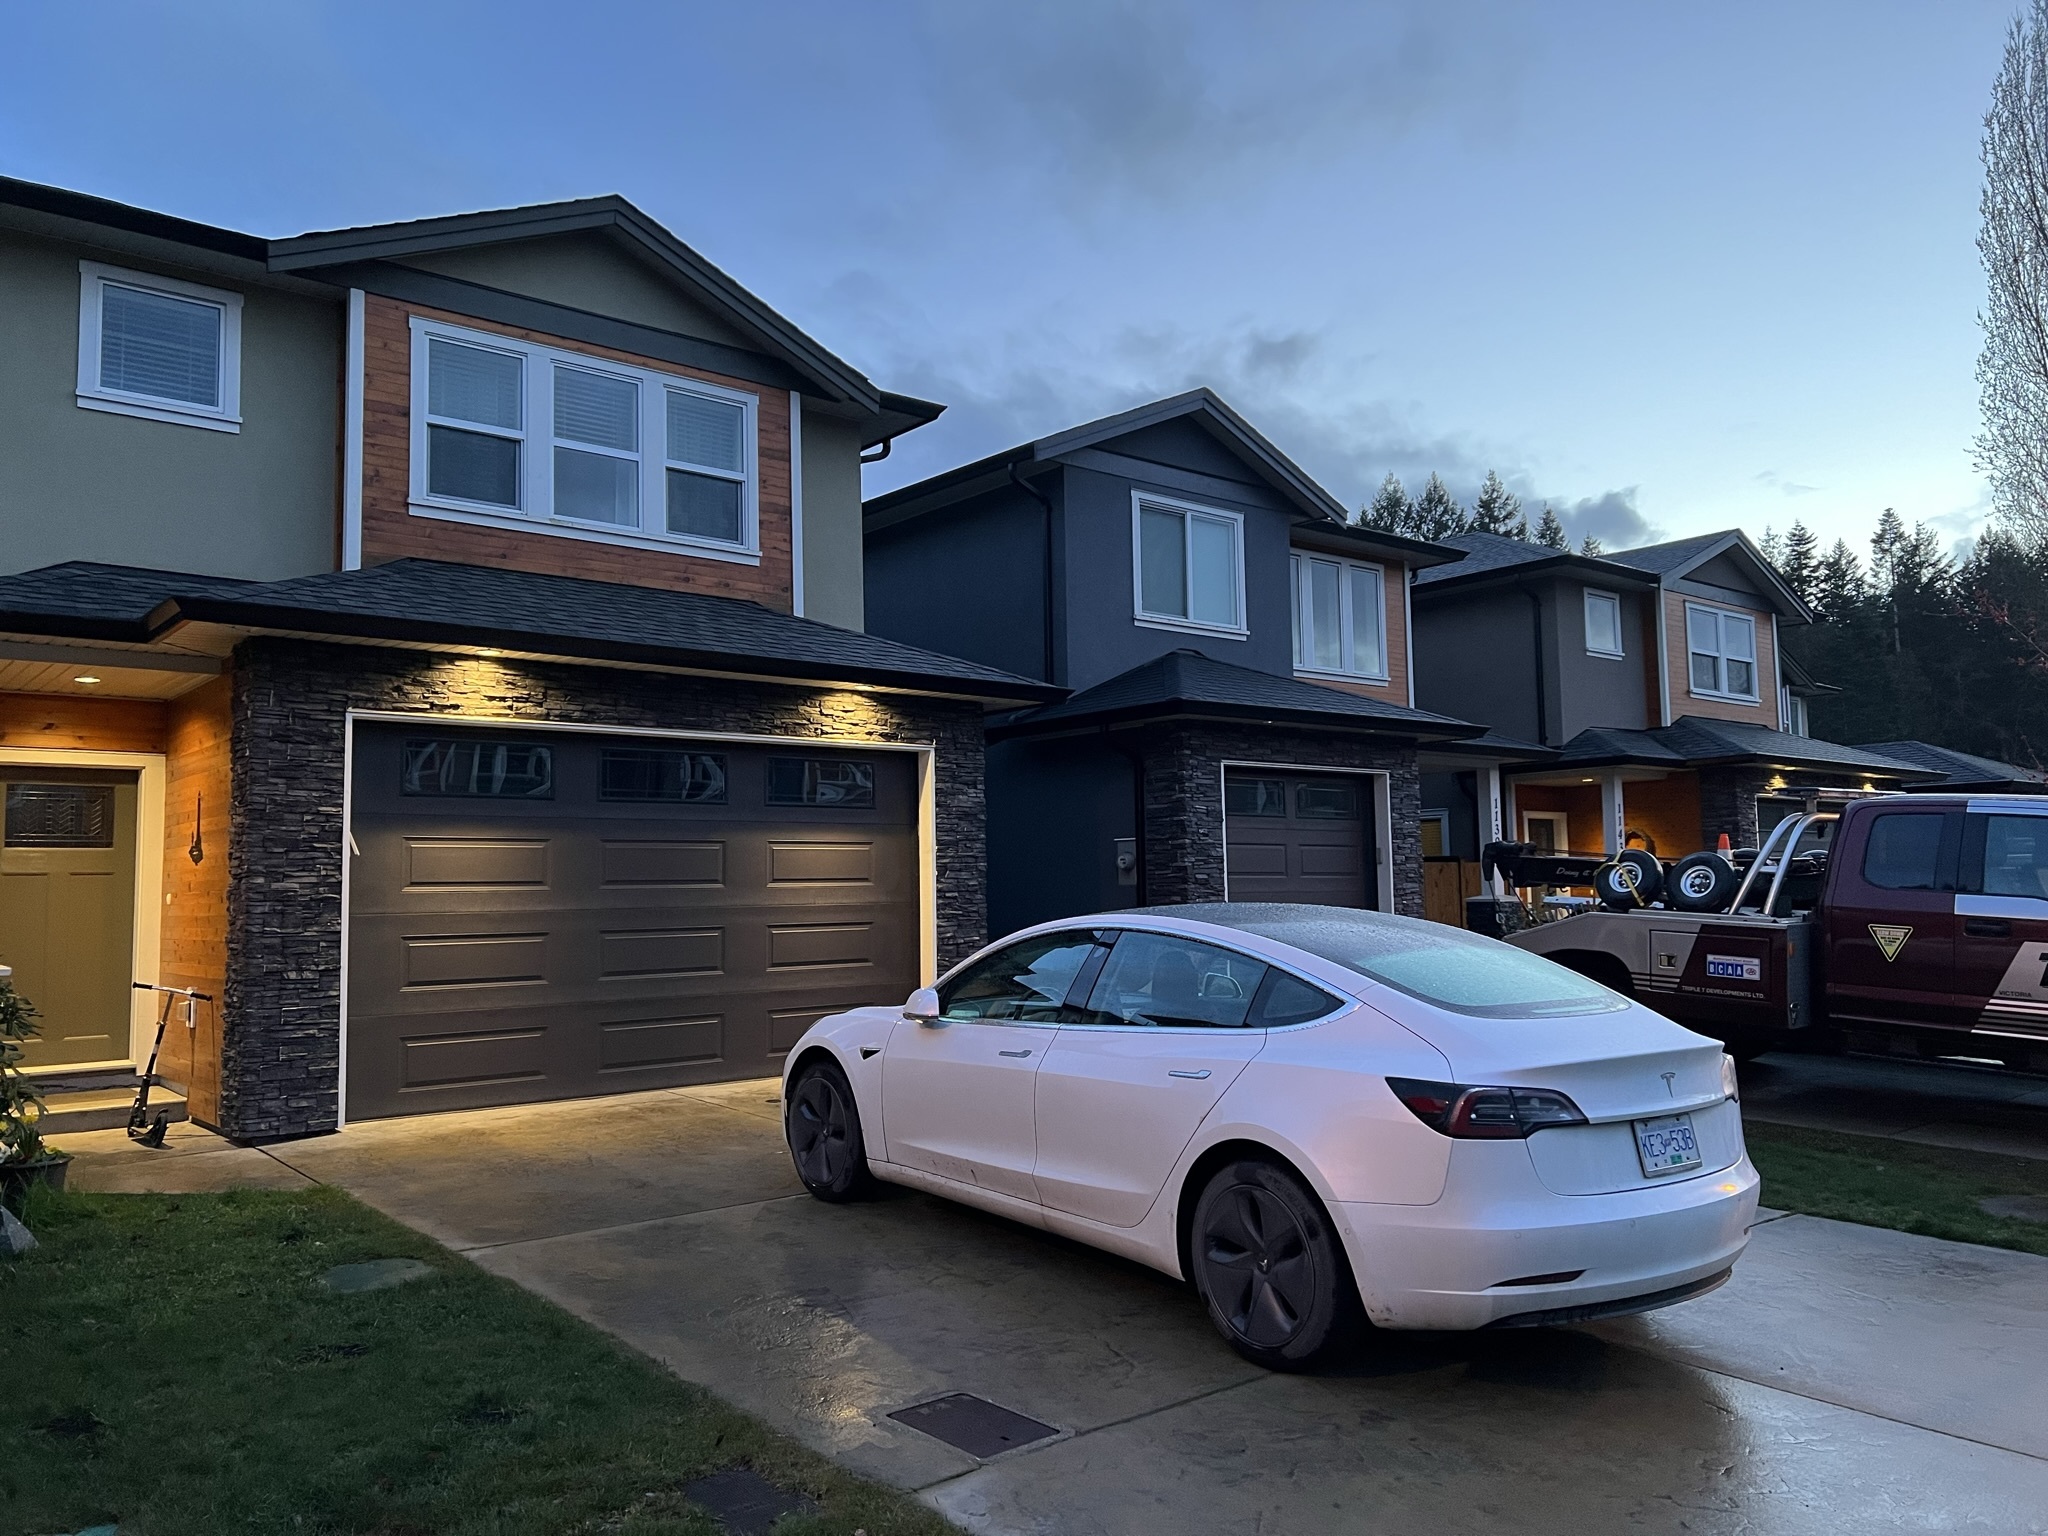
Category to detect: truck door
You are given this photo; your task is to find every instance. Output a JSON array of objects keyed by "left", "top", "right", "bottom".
[
  {"left": 1825, "top": 805, "right": 1964, "bottom": 1032},
  {"left": 1953, "top": 810, "right": 2048, "bottom": 1052}
]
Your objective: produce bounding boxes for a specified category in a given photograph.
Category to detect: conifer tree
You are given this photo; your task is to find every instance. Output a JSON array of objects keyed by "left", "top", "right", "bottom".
[
  {"left": 1579, "top": 533, "right": 1604, "bottom": 557},
  {"left": 1534, "top": 503, "right": 1569, "bottom": 549},
  {"left": 1360, "top": 473, "right": 1411, "bottom": 534},
  {"left": 1779, "top": 521, "right": 1820, "bottom": 604},
  {"left": 1469, "top": 470, "right": 1526, "bottom": 538},
  {"left": 1813, "top": 539, "right": 1870, "bottom": 621},
  {"left": 1409, "top": 474, "right": 1467, "bottom": 541},
  {"left": 1760, "top": 526, "right": 1784, "bottom": 565}
]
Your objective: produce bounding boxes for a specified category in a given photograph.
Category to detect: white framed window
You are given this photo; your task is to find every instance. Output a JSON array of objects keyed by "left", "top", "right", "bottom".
[
  {"left": 1290, "top": 552, "right": 1387, "bottom": 680},
  {"left": 408, "top": 317, "right": 759, "bottom": 561},
  {"left": 1584, "top": 589, "right": 1624, "bottom": 657},
  {"left": 1685, "top": 602, "right": 1759, "bottom": 701},
  {"left": 76, "top": 261, "right": 242, "bottom": 432},
  {"left": 1132, "top": 493, "right": 1245, "bottom": 635}
]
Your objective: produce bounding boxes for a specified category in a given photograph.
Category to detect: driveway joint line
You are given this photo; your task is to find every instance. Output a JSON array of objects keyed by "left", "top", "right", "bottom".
[{"left": 451, "top": 1192, "right": 812, "bottom": 1255}]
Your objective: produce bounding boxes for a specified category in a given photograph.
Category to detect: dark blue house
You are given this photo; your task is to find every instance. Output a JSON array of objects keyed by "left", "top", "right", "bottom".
[{"left": 863, "top": 390, "right": 1499, "bottom": 935}]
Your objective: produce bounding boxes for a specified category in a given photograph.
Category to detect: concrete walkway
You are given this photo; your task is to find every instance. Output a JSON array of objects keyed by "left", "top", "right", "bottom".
[{"left": 61, "top": 1080, "right": 2048, "bottom": 1535}]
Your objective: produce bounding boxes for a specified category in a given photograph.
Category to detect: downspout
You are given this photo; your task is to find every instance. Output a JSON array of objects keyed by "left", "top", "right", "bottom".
[
  {"left": 1009, "top": 461, "right": 1058, "bottom": 685},
  {"left": 1114, "top": 737, "right": 1148, "bottom": 906},
  {"left": 1524, "top": 586, "right": 1550, "bottom": 747}
]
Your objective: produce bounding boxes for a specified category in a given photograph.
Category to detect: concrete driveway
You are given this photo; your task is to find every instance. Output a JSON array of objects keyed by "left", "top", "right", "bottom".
[{"left": 66, "top": 1071, "right": 2048, "bottom": 1534}]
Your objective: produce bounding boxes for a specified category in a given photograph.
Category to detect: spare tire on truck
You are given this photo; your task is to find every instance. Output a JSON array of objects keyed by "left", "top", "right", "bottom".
[
  {"left": 1667, "top": 851, "right": 1737, "bottom": 912},
  {"left": 1593, "top": 848, "right": 1664, "bottom": 910}
]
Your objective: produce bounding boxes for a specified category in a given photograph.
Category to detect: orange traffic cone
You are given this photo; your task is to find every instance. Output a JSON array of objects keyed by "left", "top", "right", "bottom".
[{"left": 1716, "top": 833, "right": 1732, "bottom": 855}]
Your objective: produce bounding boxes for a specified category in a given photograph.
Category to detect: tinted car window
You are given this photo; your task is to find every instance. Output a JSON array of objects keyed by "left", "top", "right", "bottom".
[
  {"left": 937, "top": 932, "right": 1100, "bottom": 1023},
  {"left": 1862, "top": 813, "right": 1945, "bottom": 891},
  {"left": 1211, "top": 910, "right": 1624, "bottom": 1019},
  {"left": 1083, "top": 931, "right": 1267, "bottom": 1028},
  {"left": 1977, "top": 815, "right": 2048, "bottom": 898},
  {"left": 1246, "top": 968, "right": 1342, "bottom": 1027}
]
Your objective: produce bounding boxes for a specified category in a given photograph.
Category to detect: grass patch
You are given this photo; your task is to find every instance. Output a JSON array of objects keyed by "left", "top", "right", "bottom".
[
  {"left": 1744, "top": 1118, "right": 2048, "bottom": 1257},
  {"left": 0, "top": 1185, "right": 952, "bottom": 1536}
]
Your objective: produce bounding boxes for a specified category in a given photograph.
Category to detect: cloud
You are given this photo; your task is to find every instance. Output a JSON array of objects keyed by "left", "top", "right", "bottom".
[
  {"left": 1549, "top": 489, "right": 1658, "bottom": 549},
  {"left": 1752, "top": 470, "right": 1820, "bottom": 497}
]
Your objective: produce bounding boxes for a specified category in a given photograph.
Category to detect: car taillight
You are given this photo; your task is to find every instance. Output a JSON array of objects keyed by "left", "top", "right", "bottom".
[{"left": 1386, "top": 1077, "right": 1588, "bottom": 1139}]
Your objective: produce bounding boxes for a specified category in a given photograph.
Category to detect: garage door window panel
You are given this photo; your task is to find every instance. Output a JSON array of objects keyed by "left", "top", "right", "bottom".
[
  {"left": 598, "top": 748, "right": 727, "bottom": 804},
  {"left": 402, "top": 740, "right": 554, "bottom": 799},
  {"left": 767, "top": 758, "right": 875, "bottom": 809}
]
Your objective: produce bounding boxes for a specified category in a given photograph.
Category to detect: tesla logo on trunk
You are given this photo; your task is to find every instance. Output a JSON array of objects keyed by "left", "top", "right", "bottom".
[
  {"left": 1870, "top": 924, "right": 1913, "bottom": 962},
  {"left": 1661, "top": 1071, "right": 1677, "bottom": 1097}
]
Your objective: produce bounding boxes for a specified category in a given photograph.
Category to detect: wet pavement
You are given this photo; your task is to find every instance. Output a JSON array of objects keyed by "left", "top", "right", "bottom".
[{"left": 62, "top": 1069, "right": 2048, "bottom": 1534}]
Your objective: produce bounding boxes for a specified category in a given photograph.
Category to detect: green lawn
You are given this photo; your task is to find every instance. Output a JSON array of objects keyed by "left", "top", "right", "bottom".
[
  {"left": 1743, "top": 1118, "right": 2048, "bottom": 1257},
  {"left": 1, "top": 1185, "right": 953, "bottom": 1536}
]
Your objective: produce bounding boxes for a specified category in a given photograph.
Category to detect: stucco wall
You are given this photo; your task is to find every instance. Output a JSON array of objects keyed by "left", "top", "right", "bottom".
[
  {"left": 0, "top": 230, "right": 341, "bottom": 580},
  {"left": 800, "top": 409, "right": 867, "bottom": 631},
  {"left": 222, "top": 639, "right": 987, "bottom": 1139}
]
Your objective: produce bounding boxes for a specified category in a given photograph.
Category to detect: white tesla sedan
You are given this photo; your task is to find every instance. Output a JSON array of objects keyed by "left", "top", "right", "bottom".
[{"left": 781, "top": 904, "right": 1759, "bottom": 1370}]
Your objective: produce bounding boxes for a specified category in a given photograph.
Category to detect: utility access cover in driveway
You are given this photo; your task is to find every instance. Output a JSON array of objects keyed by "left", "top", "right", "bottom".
[{"left": 888, "top": 1393, "right": 1060, "bottom": 1459}]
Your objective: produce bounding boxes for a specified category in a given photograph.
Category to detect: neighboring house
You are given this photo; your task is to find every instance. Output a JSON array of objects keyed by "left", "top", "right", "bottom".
[
  {"left": 0, "top": 177, "right": 1055, "bottom": 1138},
  {"left": 863, "top": 390, "right": 1493, "bottom": 935},
  {"left": 1411, "top": 529, "right": 1935, "bottom": 872}
]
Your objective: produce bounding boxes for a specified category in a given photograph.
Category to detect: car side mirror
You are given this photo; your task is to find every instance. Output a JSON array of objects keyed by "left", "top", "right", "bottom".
[{"left": 904, "top": 987, "right": 942, "bottom": 1025}]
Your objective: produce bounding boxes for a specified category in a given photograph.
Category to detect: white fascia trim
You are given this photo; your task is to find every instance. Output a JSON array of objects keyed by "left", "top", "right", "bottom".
[
  {"left": 1217, "top": 757, "right": 1395, "bottom": 914},
  {"left": 342, "top": 289, "right": 366, "bottom": 570},
  {"left": 335, "top": 710, "right": 941, "bottom": 1124},
  {"left": 77, "top": 260, "right": 243, "bottom": 432},
  {"left": 789, "top": 390, "right": 805, "bottom": 617}
]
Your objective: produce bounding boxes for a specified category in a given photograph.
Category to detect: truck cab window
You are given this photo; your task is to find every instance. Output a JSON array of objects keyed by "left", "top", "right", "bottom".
[
  {"left": 1971, "top": 815, "right": 2048, "bottom": 899},
  {"left": 1861, "top": 814, "right": 1946, "bottom": 891}
]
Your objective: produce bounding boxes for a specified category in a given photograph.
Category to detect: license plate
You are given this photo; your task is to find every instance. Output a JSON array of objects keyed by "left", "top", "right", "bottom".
[{"left": 1634, "top": 1113, "right": 1702, "bottom": 1177}]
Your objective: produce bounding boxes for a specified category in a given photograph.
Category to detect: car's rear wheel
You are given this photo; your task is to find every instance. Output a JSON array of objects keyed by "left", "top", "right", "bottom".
[
  {"left": 1190, "top": 1158, "right": 1361, "bottom": 1371},
  {"left": 785, "top": 1059, "right": 875, "bottom": 1203}
]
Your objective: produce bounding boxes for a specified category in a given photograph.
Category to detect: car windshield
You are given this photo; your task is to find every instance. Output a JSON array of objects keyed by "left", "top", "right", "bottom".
[{"left": 1165, "top": 905, "right": 1627, "bottom": 1020}]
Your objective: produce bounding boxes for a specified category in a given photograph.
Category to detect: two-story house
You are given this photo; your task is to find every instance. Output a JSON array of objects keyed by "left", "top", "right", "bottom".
[
  {"left": 1411, "top": 529, "right": 1934, "bottom": 881},
  {"left": 863, "top": 390, "right": 1499, "bottom": 935},
  {"left": 0, "top": 177, "right": 1056, "bottom": 1137}
]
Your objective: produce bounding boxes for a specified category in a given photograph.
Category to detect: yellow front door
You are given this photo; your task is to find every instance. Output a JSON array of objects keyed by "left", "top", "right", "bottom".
[{"left": 0, "top": 774, "right": 138, "bottom": 1069}]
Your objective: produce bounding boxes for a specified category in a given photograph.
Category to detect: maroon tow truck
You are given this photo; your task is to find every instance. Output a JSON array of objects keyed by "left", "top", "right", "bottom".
[{"left": 1494, "top": 794, "right": 2048, "bottom": 1068}]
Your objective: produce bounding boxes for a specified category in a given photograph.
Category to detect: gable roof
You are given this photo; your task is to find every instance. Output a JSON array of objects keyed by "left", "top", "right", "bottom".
[
  {"left": 865, "top": 389, "right": 1463, "bottom": 566},
  {"left": 0, "top": 560, "right": 1058, "bottom": 705},
  {"left": 0, "top": 177, "right": 935, "bottom": 440},
  {"left": 989, "top": 648, "right": 1479, "bottom": 742},
  {"left": 1856, "top": 740, "right": 2048, "bottom": 790},
  {"left": 1411, "top": 530, "right": 1657, "bottom": 592},
  {"left": 1604, "top": 530, "right": 1812, "bottom": 621}
]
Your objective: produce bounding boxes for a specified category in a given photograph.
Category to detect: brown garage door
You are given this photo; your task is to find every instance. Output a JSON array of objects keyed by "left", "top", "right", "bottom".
[
  {"left": 346, "top": 725, "right": 919, "bottom": 1119},
  {"left": 1223, "top": 769, "right": 1375, "bottom": 907}
]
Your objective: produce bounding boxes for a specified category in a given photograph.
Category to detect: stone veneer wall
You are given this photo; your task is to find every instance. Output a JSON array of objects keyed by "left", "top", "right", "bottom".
[
  {"left": 222, "top": 637, "right": 987, "bottom": 1139},
  {"left": 1696, "top": 766, "right": 1773, "bottom": 850},
  {"left": 1133, "top": 723, "right": 1424, "bottom": 916}
]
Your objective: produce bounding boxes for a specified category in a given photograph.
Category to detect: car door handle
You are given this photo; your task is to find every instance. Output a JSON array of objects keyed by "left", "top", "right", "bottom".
[
  {"left": 998, "top": 1049, "right": 1033, "bottom": 1058},
  {"left": 1965, "top": 917, "right": 2012, "bottom": 937},
  {"left": 1168, "top": 1069, "right": 1212, "bottom": 1080}
]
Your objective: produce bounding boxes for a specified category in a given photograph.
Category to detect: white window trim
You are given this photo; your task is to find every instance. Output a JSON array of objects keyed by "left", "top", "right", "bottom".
[
  {"left": 1131, "top": 491, "right": 1248, "bottom": 639},
  {"left": 76, "top": 260, "right": 243, "bottom": 432},
  {"left": 407, "top": 316, "right": 761, "bottom": 563},
  {"left": 1290, "top": 550, "right": 1391, "bottom": 683},
  {"left": 1583, "top": 588, "right": 1625, "bottom": 658},
  {"left": 1684, "top": 600, "right": 1761, "bottom": 703}
]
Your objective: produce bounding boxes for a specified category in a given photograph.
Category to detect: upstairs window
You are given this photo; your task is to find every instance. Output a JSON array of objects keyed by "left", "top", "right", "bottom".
[
  {"left": 77, "top": 261, "right": 242, "bottom": 432},
  {"left": 1584, "top": 589, "right": 1624, "bottom": 657},
  {"left": 1291, "top": 553, "right": 1386, "bottom": 679},
  {"left": 1686, "top": 603, "right": 1758, "bottom": 701},
  {"left": 411, "top": 318, "right": 758, "bottom": 557},
  {"left": 1134, "top": 495, "right": 1244, "bottom": 634}
]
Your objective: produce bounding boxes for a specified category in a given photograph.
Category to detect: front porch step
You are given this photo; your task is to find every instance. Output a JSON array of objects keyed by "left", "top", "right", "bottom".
[{"left": 37, "top": 1083, "right": 189, "bottom": 1135}]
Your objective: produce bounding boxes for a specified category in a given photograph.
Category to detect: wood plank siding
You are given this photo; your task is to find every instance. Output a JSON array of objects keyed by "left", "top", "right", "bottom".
[
  {"left": 1296, "top": 561, "right": 1413, "bottom": 704},
  {"left": 0, "top": 695, "right": 168, "bottom": 753},
  {"left": 156, "top": 674, "right": 230, "bottom": 1122},
  {"left": 1661, "top": 589, "right": 1778, "bottom": 727},
  {"left": 358, "top": 295, "right": 795, "bottom": 607}
]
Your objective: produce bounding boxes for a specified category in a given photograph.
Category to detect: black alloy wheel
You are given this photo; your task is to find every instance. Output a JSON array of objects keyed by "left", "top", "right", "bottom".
[
  {"left": 1191, "top": 1159, "right": 1361, "bottom": 1370},
  {"left": 785, "top": 1061, "right": 874, "bottom": 1203}
]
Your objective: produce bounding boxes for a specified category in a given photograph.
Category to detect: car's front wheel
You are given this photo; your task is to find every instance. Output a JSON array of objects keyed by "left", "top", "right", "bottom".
[
  {"left": 1190, "top": 1158, "right": 1361, "bottom": 1370},
  {"left": 785, "top": 1059, "right": 875, "bottom": 1203}
]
